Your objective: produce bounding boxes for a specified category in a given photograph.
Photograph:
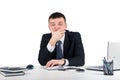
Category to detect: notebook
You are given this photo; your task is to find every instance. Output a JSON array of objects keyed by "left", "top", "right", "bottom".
[
  {"left": 86, "top": 42, "right": 120, "bottom": 71},
  {"left": 0, "top": 67, "right": 26, "bottom": 77}
]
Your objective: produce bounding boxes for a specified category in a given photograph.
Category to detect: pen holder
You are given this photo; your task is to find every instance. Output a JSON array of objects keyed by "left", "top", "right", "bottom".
[{"left": 103, "top": 60, "right": 113, "bottom": 75}]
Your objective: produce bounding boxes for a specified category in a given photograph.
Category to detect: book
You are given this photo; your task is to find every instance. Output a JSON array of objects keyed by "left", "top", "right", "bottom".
[
  {"left": 0, "top": 67, "right": 26, "bottom": 77},
  {"left": 0, "top": 67, "right": 27, "bottom": 72},
  {"left": 0, "top": 71, "right": 25, "bottom": 77}
]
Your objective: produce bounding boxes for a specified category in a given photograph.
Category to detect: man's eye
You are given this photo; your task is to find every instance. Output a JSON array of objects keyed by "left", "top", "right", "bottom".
[
  {"left": 50, "top": 24, "right": 55, "bottom": 26},
  {"left": 58, "top": 23, "right": 63, "bottom": 26}
]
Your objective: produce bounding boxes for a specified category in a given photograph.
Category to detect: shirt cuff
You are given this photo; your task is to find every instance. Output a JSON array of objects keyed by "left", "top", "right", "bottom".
[
  {"left": 47, "top": 43, "right": 55, "bottom": 52},
  {"left": 64, "top": 59, "right": 69, "bottom": 66}
]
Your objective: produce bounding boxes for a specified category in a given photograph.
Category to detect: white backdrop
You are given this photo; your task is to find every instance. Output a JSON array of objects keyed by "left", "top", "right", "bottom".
[{"left": 0, "top": 0, "right": 120, "bottom": 66}]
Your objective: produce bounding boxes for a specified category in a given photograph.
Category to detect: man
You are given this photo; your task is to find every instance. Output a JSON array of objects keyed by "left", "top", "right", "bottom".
[{"left": 38, "top": 12, "right": 85, "bottom": 68}]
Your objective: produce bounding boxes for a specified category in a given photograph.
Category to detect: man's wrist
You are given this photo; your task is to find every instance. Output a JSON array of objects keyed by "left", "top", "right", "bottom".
[
  {"left": 49, "top": 39, "right": 56, "bottom": 46},
  {"left": 61, "top": 58, "right": 66, "bottom": 66},
  {"left": 47, "top": 43, "right": 55, "bottom": 52}
]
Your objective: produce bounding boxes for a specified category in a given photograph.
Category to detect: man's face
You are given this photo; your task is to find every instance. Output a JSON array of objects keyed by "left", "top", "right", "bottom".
[{"left": 48, "top": 17, "right": 67, "bottom": 32}]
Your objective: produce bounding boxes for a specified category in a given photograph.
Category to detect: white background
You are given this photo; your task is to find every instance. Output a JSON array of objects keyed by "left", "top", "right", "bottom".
[{"left": 0, "top": 0, "right": 120, "bottom": 66}]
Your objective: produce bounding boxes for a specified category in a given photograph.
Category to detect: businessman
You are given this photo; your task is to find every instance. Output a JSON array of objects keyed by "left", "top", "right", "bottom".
[{"left": 38, "top": 12, "right": 85, "bottom": 68}]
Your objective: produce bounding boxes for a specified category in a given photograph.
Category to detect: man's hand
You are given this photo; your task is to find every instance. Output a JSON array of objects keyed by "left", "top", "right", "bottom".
[
  {"left": 49, "top": 28, "right": 65, "bottom": 46},
  {"left": 46, "top": 59, "right": 65, "bottom": 68},
  {"left": 51, "top": 29, "right": 65, "bottom": 41}
]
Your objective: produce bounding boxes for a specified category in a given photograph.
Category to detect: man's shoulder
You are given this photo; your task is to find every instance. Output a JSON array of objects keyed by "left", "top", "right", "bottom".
[
  {"left": 66, "top": 30, "right": 81, "bottom": 36},
  {"left": 42, "top": 33, "right": 51, "bottom": 39},
  {"left": 42, "top": 33, "right": 51, "bottom": 36}
]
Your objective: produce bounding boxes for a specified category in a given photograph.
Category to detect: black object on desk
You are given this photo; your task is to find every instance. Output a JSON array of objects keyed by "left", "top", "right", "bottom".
[
  {"left": 57, "top": 67, "right": 85, "bottom": 72},
  {"left": 103, "top": 57, "right": 113, "bottom": 75},
  {"left": 76, "top": 68, "right": 85, "bottom": 72}
]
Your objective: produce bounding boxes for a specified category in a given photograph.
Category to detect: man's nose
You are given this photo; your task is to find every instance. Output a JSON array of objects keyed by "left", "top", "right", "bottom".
[{"left": 53, "top": 26, "right": 59, "bottom": 30}]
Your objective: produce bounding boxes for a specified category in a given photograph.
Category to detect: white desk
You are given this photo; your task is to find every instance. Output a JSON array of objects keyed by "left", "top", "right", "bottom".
[{"left": 0, "top": 66, "right": 120, "bottom": 80}]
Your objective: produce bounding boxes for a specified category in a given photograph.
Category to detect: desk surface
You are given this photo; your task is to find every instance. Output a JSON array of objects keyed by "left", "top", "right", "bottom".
[{"left": 0, "top": 66, "right": 120, "bottom": 80}]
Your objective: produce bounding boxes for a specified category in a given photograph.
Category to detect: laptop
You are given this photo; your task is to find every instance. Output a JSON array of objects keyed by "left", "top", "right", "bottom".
[{"left": 86, "top": 42, "right": 120, "bottom": 71}]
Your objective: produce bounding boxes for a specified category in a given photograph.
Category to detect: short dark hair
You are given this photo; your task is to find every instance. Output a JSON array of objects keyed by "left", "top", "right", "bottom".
[{"left": 48, "top": 12, "right": 66, "bottom": 22}]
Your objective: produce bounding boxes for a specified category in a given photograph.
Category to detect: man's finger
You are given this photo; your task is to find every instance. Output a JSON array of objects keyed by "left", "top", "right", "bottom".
[
  {"left": 46, "top": 61, "right": 52, "bottom": 68},
  {"left": 49, "top": 26, "right": 54, "bottom": 32}
]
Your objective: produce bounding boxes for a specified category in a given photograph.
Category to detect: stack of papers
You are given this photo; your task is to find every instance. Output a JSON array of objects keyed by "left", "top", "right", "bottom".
[
  {"left": 44, "top": 66, "right": 84, "bottom": 71},
  {"left": 0, "top": 67, "right": 25, "bottom": 77}
]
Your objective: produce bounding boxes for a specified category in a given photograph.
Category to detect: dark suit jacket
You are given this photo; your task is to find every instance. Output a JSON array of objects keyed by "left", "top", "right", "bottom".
[{"left": 38, "top": 30, "right": 85, "bottom": 66}]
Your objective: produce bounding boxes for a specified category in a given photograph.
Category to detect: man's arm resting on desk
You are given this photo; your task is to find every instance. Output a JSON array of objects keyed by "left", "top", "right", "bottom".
[
  {"left": 46, "top": 43, "right": 69, "bottom": 66},
  {"left": 45, "top": 58, "right": 67, "bottom": 68}
]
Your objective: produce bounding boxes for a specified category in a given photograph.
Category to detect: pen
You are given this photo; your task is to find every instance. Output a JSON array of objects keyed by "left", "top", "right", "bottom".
[{"left": 103, "top": 59, "right": 108, "bottom": 74}]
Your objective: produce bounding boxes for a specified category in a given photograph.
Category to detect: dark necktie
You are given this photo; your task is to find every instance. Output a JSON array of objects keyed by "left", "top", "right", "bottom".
[{"left": 56, "top": 40, "right": 63, "bottom": 59}]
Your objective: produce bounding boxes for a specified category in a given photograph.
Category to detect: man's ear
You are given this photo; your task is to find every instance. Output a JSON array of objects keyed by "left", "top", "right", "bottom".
[
  {"left": 65, "top": 23, "right": 67, "bottom": 29},
  {"left": 48, "top": 25, "right": 53, "bottom": 32}
]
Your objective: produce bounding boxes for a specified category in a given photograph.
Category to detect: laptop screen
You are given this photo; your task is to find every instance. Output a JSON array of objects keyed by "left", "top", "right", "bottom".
[{"left": 108, "top": 42, "right": 120, "bottom": 70}]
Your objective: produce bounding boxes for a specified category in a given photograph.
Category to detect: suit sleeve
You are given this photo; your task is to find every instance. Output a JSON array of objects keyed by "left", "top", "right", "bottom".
[
  {"left": 38, "top": 34, "right": 56, "bottom": 66},
  {"left": 68, "top": 32, "right": 85, "bottom": 66}
]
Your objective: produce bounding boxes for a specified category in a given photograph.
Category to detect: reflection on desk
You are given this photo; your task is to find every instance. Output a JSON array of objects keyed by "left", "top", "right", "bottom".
[{"left": 0, "top": 66, "right": 120, "bottom": 80}]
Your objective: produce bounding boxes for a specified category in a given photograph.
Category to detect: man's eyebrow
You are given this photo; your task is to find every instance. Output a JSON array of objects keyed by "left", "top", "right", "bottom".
[
  {"left": 49, "top": 22, "right": 55, "bottom": 24},
  {"left": 59, "top": 21, "right": 64, "bottom": 23}
]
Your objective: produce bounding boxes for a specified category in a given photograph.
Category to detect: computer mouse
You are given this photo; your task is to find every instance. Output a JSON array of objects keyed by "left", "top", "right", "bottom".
[{"left": 76, "top": 68, "right": 85, "bottom": 72}]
